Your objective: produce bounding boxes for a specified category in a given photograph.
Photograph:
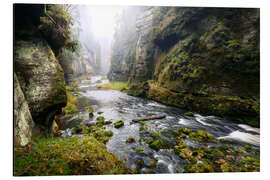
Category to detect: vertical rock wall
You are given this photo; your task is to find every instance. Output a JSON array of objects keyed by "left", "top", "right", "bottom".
[{"left": 14, "top": 73, "right": 35, "bottom": 146}]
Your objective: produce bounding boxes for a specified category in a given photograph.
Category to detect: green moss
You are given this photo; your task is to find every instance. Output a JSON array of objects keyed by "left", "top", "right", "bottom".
[
  {"left": 95, "top": 80, "right": 102, "bottom": 83},
  {"left": 72, "top": 126, "right": 83, "bottom": 134},
  {"left": 184, "top": 111, "right": 195, "bottom": 117},
  {"left": 173, "top": 127, "right": 259, "bottom": 173},
  {"left": 14, "top": 136, "right": 130, "bottom": 176},
  {"left": 96, "top": 116, "right": 105, "bottom": 122},
  {"left": 126, "top": 137, "right": 136, "bottom": 144},
  {"left": 81, "top": 125, "right": 113, "bottom": 144},
  {"left": 139, "top": 126, "right": 147, "bottom": 131},
  {"left": 87, "top": 106, "right": 94, "bottom": 113},
  {"left": 114, "top": 120, "right": 124, "bottom": 128},
  {"left": 149, "top": 138, "right": 171, "bottom": 151},
  {"left": 150, "top": 131, "right": 159, "bottom": 137},
  {"left": 62, "top": 92, "right": 78, "bottom": 115},
  {"left": 135, "top": 147, "right": 144, "bottom": 153},
  {"left": 97, "top": 82, "right": 128, "bottom": 91},
  {"left": 103, "top": 121, "right": 112, "bottom": 125},
  {"left": 189, "top": 129, "right": 217, "bottom": 143}
]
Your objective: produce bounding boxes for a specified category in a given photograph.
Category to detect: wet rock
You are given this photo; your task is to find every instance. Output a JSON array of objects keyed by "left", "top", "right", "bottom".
[
  {"left": 135, "top": 147, "right": 144, "bottom": 153},
  {"left": 141, "top": 168, "right": 155, "bottom": 174},
  {"left": 185, "top": 111, "right": 195, "bottom": 117},
  {"left": 126, "top": 137, "right": 136, "bottom": 144},
  {"left": 144, "top": 157, "right": 157, "bottom": 168},
  {"left": 103, "top": 120, "right": 112, "bottom": 125},
  {"left": 114, "top": 120, "right": 124, "bottom": 128},
  {"left": 61, "top": 128, "right": 72, "bottom": 137},
  {"left": 85, "top": 121, "right": 96, "bottom": 127},
  {"left": 149, "top": 138, "right": 171, "bottom": 151},
  {"left": 87, "top": 106, "right": 94, "bottom": 117}
]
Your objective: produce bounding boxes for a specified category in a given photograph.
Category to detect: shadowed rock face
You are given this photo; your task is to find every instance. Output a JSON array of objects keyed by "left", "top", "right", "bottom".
[{"left": 14, "top": 73, "right": 35, "bottom": 146}]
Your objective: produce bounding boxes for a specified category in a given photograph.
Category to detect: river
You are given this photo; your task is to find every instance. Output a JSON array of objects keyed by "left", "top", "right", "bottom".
[{"left": 60, "top": 75, "right": 260, "bottom": 173}]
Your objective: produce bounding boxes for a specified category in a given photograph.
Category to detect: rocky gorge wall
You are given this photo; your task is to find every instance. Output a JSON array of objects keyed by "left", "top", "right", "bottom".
[
  {"left": 14, "top": 73, "right": 35, "bottom": 147},
  {"left": 108, "top": 7, "right": 260, "bottom": 126},
  {"left": 58, "top": 43, "right": 100, "bottom": 84},
  {"left": 14, "top": 4, "right": 68, "bottom": 146}
]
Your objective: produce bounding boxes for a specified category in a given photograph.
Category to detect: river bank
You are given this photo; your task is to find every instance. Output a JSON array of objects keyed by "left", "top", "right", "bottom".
[{"left": 15, "top": 75, "right": 259, "bottom": 175}]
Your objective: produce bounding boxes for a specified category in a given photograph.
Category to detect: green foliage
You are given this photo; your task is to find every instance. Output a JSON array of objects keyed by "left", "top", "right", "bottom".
[
  {"left": 62, "top": 92, "right": 78, "bottom": 115},
  {"left": 14, "top": 136, "right": 131, "bottom": 175},
  {"left": 39, "top": 4, "right": 78, "bottom": 54}
]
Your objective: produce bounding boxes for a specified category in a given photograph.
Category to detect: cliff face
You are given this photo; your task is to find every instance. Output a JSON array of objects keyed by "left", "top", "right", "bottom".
[
  {"left": 58, "top": 43, "right": 100, "bottom": 83},
  {"left": 14, "top": 4, "right": 67, "bottom": 130},
  {"left": 108, "top": 7, "right": 142, "bottom": 81},
  {"left": 109, "top": 7, "right": 260, "bottom": 126},
  {"left": 14, "top": 73, "right": 35, "bottom": 146},
  {"left": 14, "top": 29, "right": 67, "bottom": 126}
]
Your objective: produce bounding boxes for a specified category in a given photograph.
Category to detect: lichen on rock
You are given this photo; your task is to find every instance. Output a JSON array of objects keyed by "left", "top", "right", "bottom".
[{"left": 14, "top": 73, "right": 35, "bottom": 146}]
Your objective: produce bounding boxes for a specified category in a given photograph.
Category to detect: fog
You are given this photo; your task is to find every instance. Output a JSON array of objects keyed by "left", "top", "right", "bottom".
[{"left": 69, "top": 5, "right": 125, "bottom": 74}]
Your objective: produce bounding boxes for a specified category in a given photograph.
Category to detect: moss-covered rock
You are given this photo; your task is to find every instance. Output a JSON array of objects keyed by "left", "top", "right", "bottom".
[
  {"left": 135, "top": 147, "right": 144, "bottom": 153},
  {"left": 185, "top": 111, "right": 195, "bottom": 117},
  {"left": 87, "top": 106, "right": 94, "bottom": 117},
  {"left": 173, "top": 127, "right": 259, "bottom": 172},
  {"left": 114, "top": 120, "right": 124, "bottom": 128},
  {"left": 126, "top": 137, "right": 136, "bottom": 144},
  {"left": 149, "top": 138, "right": 171, "bottom": 151},
  {"left": 14, "top": 28, "right": 67, "bottom": 126}
]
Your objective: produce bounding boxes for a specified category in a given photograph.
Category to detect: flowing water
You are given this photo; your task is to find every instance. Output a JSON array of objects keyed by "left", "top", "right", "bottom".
[{"left": 60, "top": 75, "right": 260, "bottom": 173}]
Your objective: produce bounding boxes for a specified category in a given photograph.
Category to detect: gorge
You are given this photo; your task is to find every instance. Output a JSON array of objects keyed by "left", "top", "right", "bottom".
[{"left": 13, "top": 4, "right": 260, "bottom": 175}]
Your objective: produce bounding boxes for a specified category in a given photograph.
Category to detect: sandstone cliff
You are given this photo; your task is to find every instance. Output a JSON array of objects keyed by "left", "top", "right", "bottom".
[
  {"left": 108, "top": 7, "right": 260, "bottom": 126},
  {"left": 14, "top": 73, "right": 35, "bottom": 146},
  {"left": 14, "top": 5, "right": 68, "bottom": 139}
]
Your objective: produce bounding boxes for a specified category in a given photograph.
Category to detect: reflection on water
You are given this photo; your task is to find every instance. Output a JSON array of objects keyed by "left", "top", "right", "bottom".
[{"left": 63, "top": 76, "right": 260, "bottom": 173}]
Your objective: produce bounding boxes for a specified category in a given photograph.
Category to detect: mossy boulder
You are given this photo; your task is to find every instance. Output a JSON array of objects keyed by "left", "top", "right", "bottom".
[
  {"left": 149, "top": 138, "right": 171, "bottom": 151},
  {"left": 126, "top": 137, "right": 136, "bottom": 144},
  {"left": 150, "top": 131, "right": 159, "bottom": 137},
  {"left": 114, "top": 120, "right": 124, "bottom": 128},
  {"left": 189, "top": 129, "right": 217, "bottom": 143},
  {"left": 96, "top": 116, "right": 105, "bottom": 122},
  {"left": 14, "top": 30, "right": 67, "bottom": 126},
  {"left": 87, "top": 106, "right": 94, "bottom": 117},
  {"left": 135, "top": 147, "right": 144, "bottom": 153},
  {"left": 72, "top": 126, "right": 83, "bottom": 134}
]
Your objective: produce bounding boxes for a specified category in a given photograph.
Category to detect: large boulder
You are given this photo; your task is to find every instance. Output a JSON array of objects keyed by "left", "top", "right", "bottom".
[
  {"left": 14, "top": 73, "right": 35, "bottom": 146},
  {"left": 14, "top": 32, "right": 67, "bottom": 126}
]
